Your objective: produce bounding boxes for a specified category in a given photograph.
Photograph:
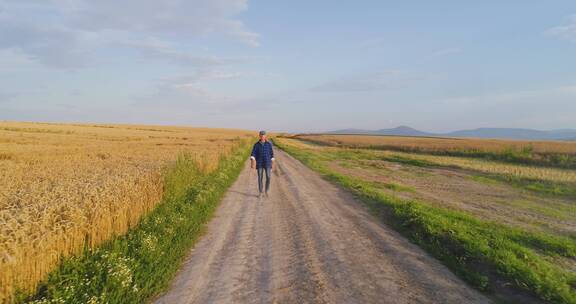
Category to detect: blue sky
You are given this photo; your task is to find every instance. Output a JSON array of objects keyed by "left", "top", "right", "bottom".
[{"left": 1, "top": 0, "right": 575, "bottom": 132}]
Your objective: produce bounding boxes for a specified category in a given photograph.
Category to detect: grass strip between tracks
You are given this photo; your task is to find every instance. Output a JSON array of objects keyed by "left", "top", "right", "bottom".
[
  {"left": 17, "top": 141, "right": 251, "bottom": 304},
  {"left": 276, "top": 137, "right": 576, "bottom": 304}
]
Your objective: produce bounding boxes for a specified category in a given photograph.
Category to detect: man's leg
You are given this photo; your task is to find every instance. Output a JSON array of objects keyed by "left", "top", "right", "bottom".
[
  {"left": 257, "top": 167, "right": 264, "bottom": 195},
  {"left": 264, "top": 166, "right": 271, "bottom": 194}
]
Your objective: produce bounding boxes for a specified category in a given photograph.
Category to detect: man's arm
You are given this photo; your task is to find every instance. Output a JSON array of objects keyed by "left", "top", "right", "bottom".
[
  {"left": 250, "top": 143, "right": 256, "bottom": 169},
  {"left": 269, "top": 142, "right": 275, "bottom": 169}
]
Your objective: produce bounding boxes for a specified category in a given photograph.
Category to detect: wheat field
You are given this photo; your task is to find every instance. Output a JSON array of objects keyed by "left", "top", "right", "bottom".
[
  {"left": 298, "top": 134, "right": 576, "bottom": 154},
  {"left": 0, "top": 121, "right": 252, "bottom": 303}
]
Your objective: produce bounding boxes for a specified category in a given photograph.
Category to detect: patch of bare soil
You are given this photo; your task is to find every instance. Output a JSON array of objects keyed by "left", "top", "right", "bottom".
[{"left": 327, "top": 159, "right": 576, "bottom": 238}]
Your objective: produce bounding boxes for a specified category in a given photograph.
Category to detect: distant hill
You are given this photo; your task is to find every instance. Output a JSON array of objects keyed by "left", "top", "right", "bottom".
[
  {"left": 329, "top": 126, "right": 433, "bottom": 137},
  {"left": 375, "top": 126, "right": 434, "bottom": 137},
  {"left": 326, "top": 126, "right": 576, "bottom": 141}
]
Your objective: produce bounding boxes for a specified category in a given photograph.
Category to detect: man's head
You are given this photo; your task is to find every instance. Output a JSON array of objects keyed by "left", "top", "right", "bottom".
[{"left": 259, "top": 130, "right": 267, "bottom": 141}]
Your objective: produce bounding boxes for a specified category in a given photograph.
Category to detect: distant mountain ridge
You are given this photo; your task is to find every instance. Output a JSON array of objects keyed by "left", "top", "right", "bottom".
[{"left": 326, "top": 126, "right": 576, "bottom": 141}]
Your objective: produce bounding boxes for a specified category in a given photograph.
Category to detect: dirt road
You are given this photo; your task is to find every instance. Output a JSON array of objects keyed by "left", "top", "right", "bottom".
[{"left": 152, "top": 150, "right": 491, "bottom": 304}]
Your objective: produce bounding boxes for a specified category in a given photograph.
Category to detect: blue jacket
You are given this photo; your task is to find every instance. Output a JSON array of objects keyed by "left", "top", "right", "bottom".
[{"left": 250, "top": 140, "right": 275, "bottom": 168}]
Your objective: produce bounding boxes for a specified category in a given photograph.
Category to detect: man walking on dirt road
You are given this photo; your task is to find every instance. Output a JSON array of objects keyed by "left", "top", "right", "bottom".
[{"left": 250, "top": 130, "right": 275, "bottom": 198}]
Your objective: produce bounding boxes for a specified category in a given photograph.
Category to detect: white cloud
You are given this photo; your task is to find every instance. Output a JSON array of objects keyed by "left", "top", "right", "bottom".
[
  {"left": 558, "top": 84, "right": 576, "bottom": 94},
  {"left": 117, "top": 39, "right": 228, "bottom": 67},
  {"left": 311, "top": 70, "right": 428, "bottom": 92},
  {"left": 437, "top": 84, "right": 576, "bottom": 106},
  {"left": 67, "top": 0, "right": 259, "bottom": 46},
  {"left": 0, "top": 0, "right": 259, "bottom": 68},
  {"left": 0, "top": 92, "right": 17, "bottom": 103},
  {"left": 129, "top": 68, "right": 280, "bottom": 119},
  {"left": 429, "top": 85, "right": 576, "bottom": 130},
  {"left": 0, "top": 49, "right": 38, "bottom": 69},
  {"left": 432, "top": 47, "right": 463, "bottom": 56},
  {"left": 546, "top": 14, "right": 576, "bottom": 42},
  {"left": 0, "top": 14, "right": 88, "bottom": 67},
  {"left": 135, "top": 70, "right": 248, "bottom": 107},
  {"left": 115, "top": 37, "right": 261, "bottom": 67},
  {"left": 156, "top": 69, "right": 262, "bottom": 89}
]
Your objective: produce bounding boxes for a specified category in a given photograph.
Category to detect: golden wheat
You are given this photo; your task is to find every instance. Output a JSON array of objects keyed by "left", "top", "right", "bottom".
[
  {"left": 0, "top": 121, "right": 252, "bottom": 303},
  {"left": 298, "top": 134, "right": 576, "bottom": 155}
]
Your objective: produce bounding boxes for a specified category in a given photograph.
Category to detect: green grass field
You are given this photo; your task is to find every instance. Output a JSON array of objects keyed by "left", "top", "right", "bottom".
[
  {"left": 298, "top": 136, "right": 576, "bottom": 200},
  {"left": 296, "top": 134, "right": 576, "bottom": 169},
  {"left": 276, "top": 137, "right": 576, "bottom": 304}
]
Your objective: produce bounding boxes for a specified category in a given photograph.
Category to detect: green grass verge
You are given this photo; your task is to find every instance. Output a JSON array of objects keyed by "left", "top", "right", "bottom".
[
  {"left": 471, "top": 174, "right": 576, "bottom": 199},
  {"left": 299, "top": 136, "right": 576, "bottom": 169},
  {"left": 17, "top": 140, "right": 251, "bottom": 304},
  {"left": 329, "top": 144, "right": 576, "bottom": 200},
  {"left": 276, "top": 138, "right": 576, "bottom": 304},
  {"left": 378, "top": 181, "right": 415, "bottom": 193}
]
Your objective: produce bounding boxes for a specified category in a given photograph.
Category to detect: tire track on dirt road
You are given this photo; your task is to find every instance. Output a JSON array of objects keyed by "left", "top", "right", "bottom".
[{"left": 152, "top": 150, "right": 491, "bottom": 304}]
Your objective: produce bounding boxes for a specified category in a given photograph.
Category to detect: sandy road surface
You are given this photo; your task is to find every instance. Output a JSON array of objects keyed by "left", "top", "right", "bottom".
[{"left": 153, "top": 150, "right": 491, "bottom": 304}]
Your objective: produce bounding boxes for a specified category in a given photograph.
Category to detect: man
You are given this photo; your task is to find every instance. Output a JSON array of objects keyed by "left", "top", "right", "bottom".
[{"left": 250, "top": 130, "right": 275, "bottom": 198}]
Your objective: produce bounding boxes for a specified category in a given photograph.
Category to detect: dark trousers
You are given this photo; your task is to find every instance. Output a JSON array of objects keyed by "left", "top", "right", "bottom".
[{"left": 257, "top": 167, "right": 271, "bottom": 193}]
